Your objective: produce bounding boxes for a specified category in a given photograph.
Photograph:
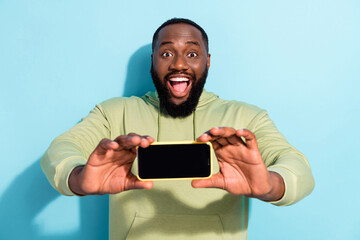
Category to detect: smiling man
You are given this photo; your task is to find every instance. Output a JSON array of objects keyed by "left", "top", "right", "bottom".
[{"left": 41, "top": 18, "right": 315, "bottom": 240}]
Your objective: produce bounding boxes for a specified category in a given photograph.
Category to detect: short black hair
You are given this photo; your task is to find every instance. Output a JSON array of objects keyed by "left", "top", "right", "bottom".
[{"left": 152, "top": 18, "right": 209, "bottom": 53}]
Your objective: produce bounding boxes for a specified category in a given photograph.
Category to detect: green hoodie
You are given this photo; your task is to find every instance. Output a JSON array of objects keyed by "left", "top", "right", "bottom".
[{"left": 41, "top": 90, "right": 314, "bottom": 240}]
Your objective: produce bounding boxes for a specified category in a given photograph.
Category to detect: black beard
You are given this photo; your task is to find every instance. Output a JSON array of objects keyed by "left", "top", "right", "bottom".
[{"left": 151, "top": 65, "right": 208, "bottom": 118}]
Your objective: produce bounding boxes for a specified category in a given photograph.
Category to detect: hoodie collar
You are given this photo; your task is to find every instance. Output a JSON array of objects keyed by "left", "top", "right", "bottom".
[{"left": 143, "top": 89, "right": 219, "bottom": 109}]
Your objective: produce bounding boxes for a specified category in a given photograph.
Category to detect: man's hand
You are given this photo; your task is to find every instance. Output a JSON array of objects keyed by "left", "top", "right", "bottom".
[
  {"left": 193, "top": 127, "right": 284, "bottom": 202},
  {"left": 69, "top": 133, "right": 155, "bottom": 195}
]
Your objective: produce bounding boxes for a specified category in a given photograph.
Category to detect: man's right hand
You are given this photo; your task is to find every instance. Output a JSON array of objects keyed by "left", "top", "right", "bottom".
[{"left": 68, "top": 133, "right": 155, "bottom": 195}]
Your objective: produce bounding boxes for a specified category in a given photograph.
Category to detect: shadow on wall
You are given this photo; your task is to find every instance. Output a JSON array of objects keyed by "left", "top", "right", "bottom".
[
  {"left": 0, "top": 44, "right": 155, "bottom": 240},
  {"left": 0, "top": 158, "right": 109, "bottom": 240},
  {"left": 122, "top": 43, "right": 155, "bottom": 97}
]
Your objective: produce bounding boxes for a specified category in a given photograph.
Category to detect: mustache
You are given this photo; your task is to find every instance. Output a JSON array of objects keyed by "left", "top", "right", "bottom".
[{"left": 165, "top": 71, "right": 195, "bottom": 80}]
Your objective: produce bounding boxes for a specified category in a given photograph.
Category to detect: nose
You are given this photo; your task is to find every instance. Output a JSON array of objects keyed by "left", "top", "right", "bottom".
[{"left": 169, "top": 55, "right": 188, "bottom": 71}]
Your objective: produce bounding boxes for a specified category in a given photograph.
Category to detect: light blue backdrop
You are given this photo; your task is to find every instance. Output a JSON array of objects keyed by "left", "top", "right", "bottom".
[{"left": 1, "top": 1, "right": 359, "bottom": 239}]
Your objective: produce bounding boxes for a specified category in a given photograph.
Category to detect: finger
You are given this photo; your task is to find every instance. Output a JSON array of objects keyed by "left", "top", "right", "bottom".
[
  {"left": 125, "top": 133, "right": 155, "bottom": 148},
  {"left": 202, "top": 128, "right": 242, "bottom": 149},
  {"left": 139, "top": 136, "right": 155, "bottom": 148},
  {"left": 191, "top": 173, "right": 225, "bottom": 190},
  {"left": 114, "top": 135, "right": 142, "bottom": 150},
  {"left": 213, "top": 138, "right": 229, "bottom": 147},
  {"left": 96, "top": 138, "right": 119, "bottom": 154},
  {"left": 208, "top": 127, "right": 236, "bottom": 138},
  {"left": 205, "top": 133, "right": 232, "bottom": 150},
  {"left": 126, "top": 133, "right": 144, "bottom": 146},
  {"left": 226, "top": 134, "right": 246, "bottom": 146},
  {"left": 127, "top": 132, "right": 139, "bottom": 136},
  {"left": 196, "top": 132, "right": 213, "bottom": 142},
  {"left": 142, "top": 135, "right": 155, "bottom": 142},
  {"left": 236, "top": 129, "right": 258, "bottom": 149},
  {"left": 197, "top": 127, "right": 234, "bottom": 142},
  {"left": 126, "top": 133, "right": 155, "bottom": 146}
]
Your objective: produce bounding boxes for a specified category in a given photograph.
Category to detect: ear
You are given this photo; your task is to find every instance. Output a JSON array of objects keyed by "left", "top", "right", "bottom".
[{"left": 206, "top": 54, "right": 211, "bottom": 70}]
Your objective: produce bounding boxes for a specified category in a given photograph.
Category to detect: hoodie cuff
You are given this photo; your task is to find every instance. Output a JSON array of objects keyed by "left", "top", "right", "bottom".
[
  {"left": 266, "top": 166, "right": 298, "bottom": 206},
  {"left": 54, "top": 157, "right": 87, "bottom": 196}
]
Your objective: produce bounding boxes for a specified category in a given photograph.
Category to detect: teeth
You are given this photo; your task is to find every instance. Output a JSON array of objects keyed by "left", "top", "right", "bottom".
[{"left": 169, "top": 77, "right": 189, "bottom": 82}]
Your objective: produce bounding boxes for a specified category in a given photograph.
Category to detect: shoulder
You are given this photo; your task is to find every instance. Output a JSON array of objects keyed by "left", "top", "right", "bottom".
[
  {"left": 197, "top": 93, "right": 268, "bottom": 130},
  {"left": 201, "top": 90, "right": 263, "bottom": 114},
  {"left": 93, "top": 95, "right": 158, "bottom": 123},
  {"left": 97, "top": 96, "right": 149, "bottom": 111},
  {"left": 211, "top": 96, "right": 266, "bottom": 118},
  {"left": 99, "top": 96, "right": 144, "bottom": 106}
]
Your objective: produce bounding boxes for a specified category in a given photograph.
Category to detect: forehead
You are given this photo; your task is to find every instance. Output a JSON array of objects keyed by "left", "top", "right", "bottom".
[{"left": 154, "top": 23, "right": 206, "bottom": 50}]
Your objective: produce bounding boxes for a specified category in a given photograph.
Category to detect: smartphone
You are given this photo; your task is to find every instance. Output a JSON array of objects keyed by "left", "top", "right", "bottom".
[{"left": 137, "top": 141, "right": 212, "bottom": 181}]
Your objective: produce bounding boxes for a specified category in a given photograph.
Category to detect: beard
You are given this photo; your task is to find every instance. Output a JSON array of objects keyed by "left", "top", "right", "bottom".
[{"left": 150, "top": 65, "right": 208, "bottom": 118}]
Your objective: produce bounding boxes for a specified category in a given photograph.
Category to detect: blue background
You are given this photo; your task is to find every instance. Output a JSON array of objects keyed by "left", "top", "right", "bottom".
[{"left": 1, "top": 1, "right": 359, "bottom": 239}]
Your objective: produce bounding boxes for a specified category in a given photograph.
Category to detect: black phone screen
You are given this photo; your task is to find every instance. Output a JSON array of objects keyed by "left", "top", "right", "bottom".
[{"left": 137, "top": 143, "right": 211, "bottom": 179}]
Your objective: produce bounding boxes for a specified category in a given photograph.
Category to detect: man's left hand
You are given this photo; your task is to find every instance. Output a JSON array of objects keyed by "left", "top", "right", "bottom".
[{"left": 193, "top": 127, "right": 284, "bottom": 202}]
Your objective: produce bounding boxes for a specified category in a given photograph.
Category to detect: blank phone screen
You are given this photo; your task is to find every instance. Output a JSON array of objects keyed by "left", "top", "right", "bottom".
[{"left": 137, "top": 143, "right": 211, "bottom": 179}]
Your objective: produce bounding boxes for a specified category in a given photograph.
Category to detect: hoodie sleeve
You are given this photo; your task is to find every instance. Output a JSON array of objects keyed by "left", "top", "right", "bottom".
[
  {"left": 40, "top": 103, "right": 112, "bottom": 196},
  {"left": 249, "top": 110, "right": 315, "bottom": 206}
]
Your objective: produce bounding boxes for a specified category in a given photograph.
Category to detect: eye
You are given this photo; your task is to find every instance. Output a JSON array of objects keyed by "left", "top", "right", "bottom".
[
  {"left": 187, "top": 52, "right": 198, "bottom": 58},
  {"left": 161, "top": 52, "right": 173, "bottom": 58}
]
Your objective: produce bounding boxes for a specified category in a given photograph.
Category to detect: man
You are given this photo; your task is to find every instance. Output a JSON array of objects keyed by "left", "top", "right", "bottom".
[{"left": 41, "top": 18, "right": 314, "bottom": 240}]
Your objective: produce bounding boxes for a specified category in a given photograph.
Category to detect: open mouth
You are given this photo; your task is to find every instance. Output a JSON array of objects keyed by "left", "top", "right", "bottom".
[{"left": 168, "top": 77, "right": 191, "bottom": 94}]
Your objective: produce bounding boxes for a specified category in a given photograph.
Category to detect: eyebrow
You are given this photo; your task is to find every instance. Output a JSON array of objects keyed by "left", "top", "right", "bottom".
[
  {"left": 160, "top": 41, "right": 173, "bottom": 47},
  {"left": 159, "top": 40, "right": 201, "bottom": 47},
  {"left": 186, "top": 41, "right": 200, "bottom": 47}
]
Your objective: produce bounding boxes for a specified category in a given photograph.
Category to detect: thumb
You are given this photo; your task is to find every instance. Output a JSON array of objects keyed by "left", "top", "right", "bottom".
[
  {"left": 126, "top": 176, "right": 154, "bottom": 190},
  {"left": 191, "top": 174, "right": 225, "bottom": 190},
  {"left": 134, "top": 180, "right": 154, "bottom": 190}
]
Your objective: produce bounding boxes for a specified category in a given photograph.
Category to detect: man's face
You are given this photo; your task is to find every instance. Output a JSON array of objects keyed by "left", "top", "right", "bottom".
[{"left": 151, "top": 23, "right": 210, "bottom": 117}]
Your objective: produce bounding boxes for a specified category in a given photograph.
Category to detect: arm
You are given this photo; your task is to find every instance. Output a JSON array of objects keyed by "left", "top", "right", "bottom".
[
  {"left": 252, "top": 110, "right": 315, "bottom": 205},
  {"left": 41, "top": 103, "right": 154, "bottom": 196}
]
